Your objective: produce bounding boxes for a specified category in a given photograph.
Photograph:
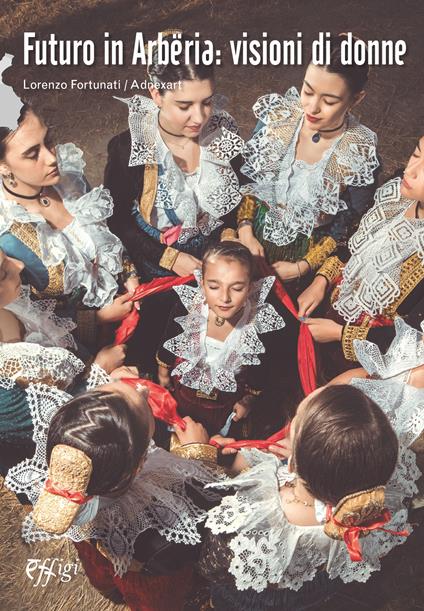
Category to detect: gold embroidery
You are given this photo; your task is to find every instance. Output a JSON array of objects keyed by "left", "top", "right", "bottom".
[
  {"left": 236, "top": 195, "right": 258, "bottom": 224},
  {"left": 342, "top": 324, "right": 370, "bottom": 361},
  {"left": 303, "top": 236, "right": 337, "bottom": 271},
  {"left": 172, "top": 443, "right": 218, "bottom": 463},
  {"left": 220, "top": 228, "right": 238, "bottom": 241},
  {"left": 317, "top": 256, "right": 344, "bottom": 285},
  {"left": 324, "top": 486, "right": 386, "bottom": 541},
  {"left": 384, "top": 253, "right": 424, "bottom": 317},
  {"left": 196, "top": 389, "right": 218, "bottom": 401},
  {"left": 139, "top": 163, "right": 158, "bottom": 223},
  {"left": 159, "top": 246, "right": 179, "bottom": 271},
  {"left": 156, "top": 354, "right": 171, "bottom": 369},
  {"left": 9, "top": 222, "right": 65, "bottom": 297},
  {"left": 121, "top": 254, "right": 138, "bottom": 280}
]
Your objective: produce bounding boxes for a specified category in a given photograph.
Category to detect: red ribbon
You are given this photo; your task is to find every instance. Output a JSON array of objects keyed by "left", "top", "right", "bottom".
[
  {"left": 121, "top": 377, "right": 186, "bottom": 430},
  {"left": 329, "top": 509, "right": 409, "bottom": 562},
  {"left": 44, "top": 478, "right": 93, "bottom": 505},
  {"left": 114, "top": 274, "right": 195, "bottom": 346},
  {"left": 256, "top": 259, "right": 317, "bottom": 396},
  {"left": 210, "top": 422, "right": 291, "bottom": 451}
]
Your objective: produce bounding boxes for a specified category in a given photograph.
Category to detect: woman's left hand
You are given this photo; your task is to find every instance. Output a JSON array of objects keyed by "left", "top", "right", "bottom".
[
  {"left": 303, "top": 317, "right": 343, "bottom": 343},
  {"left": 124, "top": 276, "right": 141, "bottom": 310},
  {"left": 272, "top": 260, "right": 309, "bottom": 281},
  {"left": 174, "top": 416, "right": 210, "bottom": 445}
]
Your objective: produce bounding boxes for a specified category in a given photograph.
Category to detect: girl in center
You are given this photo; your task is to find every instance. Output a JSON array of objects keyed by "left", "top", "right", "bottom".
[{"left": 157, "top": 242, "right": 292, "bottom": 437}]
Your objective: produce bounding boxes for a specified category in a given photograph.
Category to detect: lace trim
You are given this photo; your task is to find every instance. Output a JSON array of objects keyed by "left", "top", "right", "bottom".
[
  {"left": 0, "top": 342, "right": 84, "bottom": 389},
  {"left": 0, "top": 143, "right": 123, "bottom": 308},
  {"left": 86, "top": 363, "right": 111, "bottom": 388},
  {"left": 5, "top": 379, "right": 222, "bottom": 577},
  {"left": 240, "top": 87, "right": 379, "bottom": 246},
  {"left": 353, "top": 318, "right": 424, "bottom": 379},
  {"left": 5, "top": 286, "right": 76, "bottom": 349},
  {"left": 333, "top": 178, "right": 424, "bottom": 322},
  {"left": 116, "top": 94, "right": 244, "bottom": 244},
  {"left": 205, "top": 446, "right": 419, "bottom": 592},
  {"left": 163, "top": 274, "right": 285, "bottom": 394}
]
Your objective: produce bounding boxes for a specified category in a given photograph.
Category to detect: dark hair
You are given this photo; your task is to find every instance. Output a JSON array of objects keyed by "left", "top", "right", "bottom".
[
  {"left": 202, "top": 241, "right": 254, "bottom": 280},
  {"left": 293, "top": 385, "right": 398, "bottom": 506},
  {"left": 46, "top": 390, "right": 151, "bottom": 496},
  {"left": 148, "top": 32, "right": 214, "bottom": 92},
  {"left": 0, "top": 103, "right": 32, "bottom": 160},
  {"left": 308, "top": 34, "right": 369, "bottom": 95}
]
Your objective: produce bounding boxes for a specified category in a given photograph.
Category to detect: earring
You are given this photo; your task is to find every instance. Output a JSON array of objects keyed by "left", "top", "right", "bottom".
[{"left": 5, "top": 172, "right": 17, "bottom": 188}]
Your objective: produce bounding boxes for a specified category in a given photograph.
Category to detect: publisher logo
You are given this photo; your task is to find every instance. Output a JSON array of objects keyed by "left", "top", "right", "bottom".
[{"left": 26, "top": 558, "right": 80, "bottom": 587}]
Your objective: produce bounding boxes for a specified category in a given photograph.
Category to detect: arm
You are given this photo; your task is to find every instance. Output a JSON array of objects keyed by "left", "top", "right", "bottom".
[{"left": 104, "top": 132, "right": 175, "bottom": 272}]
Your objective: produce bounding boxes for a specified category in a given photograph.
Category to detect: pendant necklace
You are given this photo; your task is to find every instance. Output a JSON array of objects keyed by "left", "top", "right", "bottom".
[
  {"left": 3, "top": 182, "right": 51, "bottom": 207},
  {"left": 214, "top": 315, "right": 225, "bottom": 327},
  {"left": 283, "top": 480, "right": 313, "bottom": 507},
  {"left": 311, "top": 119, "right": 346, "bottom": 144}
]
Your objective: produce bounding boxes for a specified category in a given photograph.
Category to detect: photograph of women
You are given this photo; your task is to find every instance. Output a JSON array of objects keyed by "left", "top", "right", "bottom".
[{"left": 0, "top": 0, "right": 423, "bottom": 609}]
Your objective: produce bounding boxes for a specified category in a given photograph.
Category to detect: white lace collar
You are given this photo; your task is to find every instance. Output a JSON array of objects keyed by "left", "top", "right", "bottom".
[
  {"left": 350, "top": 318, "right": 424, "bottom": 449},
  {"left": 240, "top": 87, "right": 379, "bottom": 246},
  {"left": 353, "top": 318, "right": 424, "bottom": 380},
  {"left": 5, "top": 371, "right": 223, "bottom": 577},
  {"left": 0, "top": 143, "right": 123, "bottom": 308},
  {"left": 205, "top": 445, "right": 419, "bottom": 592},
  {"left": 4, "top": 286, "right": 76, "bottom": 349},
  {"left": 116, "top": 94, "right": 244, "bottom": 244},
  {"left": 333, "top": 178, "right": 424, "bottom": 322},
  {"left": 163, "top": 274, "right": 285, "bottom": 394}
]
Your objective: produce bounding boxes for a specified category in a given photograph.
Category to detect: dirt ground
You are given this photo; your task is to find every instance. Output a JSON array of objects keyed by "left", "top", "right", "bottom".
[{"left": 1, "top": 1, "right": 423, "bottom": 610}]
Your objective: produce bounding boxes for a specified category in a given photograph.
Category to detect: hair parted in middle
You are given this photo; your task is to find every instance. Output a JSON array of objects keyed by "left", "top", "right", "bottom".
[{"left": 202, "top": 240, "right": 254, "bottom": 280}]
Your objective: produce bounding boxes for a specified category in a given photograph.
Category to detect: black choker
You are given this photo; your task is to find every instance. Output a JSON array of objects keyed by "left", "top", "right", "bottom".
[
  {"left": 158, "top": 114, "right": 186, "bottom": 139},
  {"left": 311, "top": 119, "right": 346, "bottom": 143},
  {"left": 3, "top": 182, "right": 50, "bottom": 207}
]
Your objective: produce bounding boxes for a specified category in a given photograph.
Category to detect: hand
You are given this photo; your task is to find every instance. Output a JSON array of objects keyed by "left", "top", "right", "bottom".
[
  {"left": 96, "top": 292, "right": 134, "bottom": 324},
  {"left": 124, "top": 277, "right": 141, "bottom": 310},
  {"left": 172, "top": 252, "right": 201, "bottom": 277},
  {"left": 272, "top": 260, "right": 309, "bottom": 282},
  {"left": 109, "top": 365, "right": 139, "bottom": 379},
  {"left": 158, "top": 364, "right": 173, "bottom": 389},
  {"left": 94, "top": 344, "right": 127, "bottom": 373},
  {"left": 210, "top": 435, "right": 238, "bottom": 455},
  {"left": 303, "top": 318, "right": 343, "bottom": 343},
  {"left": 232, "top": 397, "right": 253, "bottom": 422},
  {"left": 297, "top": 276, "right": 327, "bottom": 318},
  {"left": 267, "top": 438, "right": 292, "bottom": 460},
  {"left": 174, "top": 416, "right": 210, "bottom": 445},
  {"left": 238, "top": 224, "right": 265, "bottom": 257}
]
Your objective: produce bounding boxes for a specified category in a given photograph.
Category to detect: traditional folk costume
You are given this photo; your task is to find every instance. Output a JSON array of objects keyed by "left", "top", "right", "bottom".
[
  {"left": 105, "top": 94, "right": 244, "bottom": 281},
  {"left": 237, "top": 88, "right": 379, "bottom": 285},
  {"left": 157, "top": 273, "right": 289, "bottom": 436},
  {"left": 0, "top": 287, "right": 84, "bottom": 471},
  {"left": 198, "top": 318, "right": 424, "bottom": 610},
  {"left": 0, "top": 143, "right": 137, "bottom": 348},
  {"left": 316, "top": 177, "right": 424, "bottom": 375},
  {"left": 105, "top": 95, "right": 245, "bottom": 373},
  {"left": 350, "top": 317, "right": 424, "bottom": 452},
  {"left": 5, "top": 364, "right": 224, "bottom": 611}
]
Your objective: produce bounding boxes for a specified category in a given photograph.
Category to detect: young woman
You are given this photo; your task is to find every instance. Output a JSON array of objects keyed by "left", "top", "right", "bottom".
[
  {"left": 198, "top": 384, "right": 420, "bottom": 610},
  {"left": 105, "top": 31, "right": 245, "bottom": 372},
  {"left": 297, "top": 136, "right": 424, "bottom": 378},
  {"left": 156, "top": 242, "right": 293, "bottom": 437},
  {"left": 0, "top": 104, "right": 137, "bottom": 349},
  {"left": 0, "top": 248, "right": 126, "bottom": 473},
  {"left": 237, "top": 34, "right": 379, "bottom": 294},
  {"left": 5, "top": 379, "right": 222, "bottom": 611}
]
